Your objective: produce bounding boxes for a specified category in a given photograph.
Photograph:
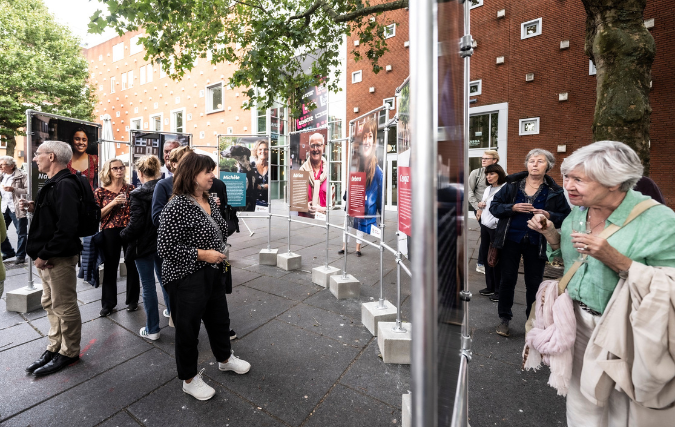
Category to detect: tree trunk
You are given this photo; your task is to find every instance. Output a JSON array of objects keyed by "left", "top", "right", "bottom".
[
  {"left": 582, "top": 0, "right": 655, "bottom": 174},
  {"left": 6, "top": 135, "right": 16, "bottom": 158}
]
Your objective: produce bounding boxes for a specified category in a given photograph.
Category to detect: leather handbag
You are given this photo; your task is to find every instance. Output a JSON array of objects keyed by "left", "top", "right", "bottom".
[{"left": 487, "top": 243, "right": 499, "bottom": 267}]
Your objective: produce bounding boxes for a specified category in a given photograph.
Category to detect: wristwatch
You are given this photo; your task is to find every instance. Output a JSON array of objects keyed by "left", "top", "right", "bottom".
[{"left": 618, "top": 269, "right": 629, "bottom": 280}]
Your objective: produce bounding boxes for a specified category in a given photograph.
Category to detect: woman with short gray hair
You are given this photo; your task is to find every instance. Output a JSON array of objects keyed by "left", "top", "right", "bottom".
[
  {"left": 0, "top": 154, "right": 28, "bottom": 264},
  {"left": 527, "top": 141, "right": 675, "bottom": 425},
  {"left": 489, "top": 148, "right": 571, "bottom": 337}
]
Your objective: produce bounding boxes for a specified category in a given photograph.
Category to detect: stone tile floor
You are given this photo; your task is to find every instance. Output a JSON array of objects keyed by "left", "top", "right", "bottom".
[{"left": 0, "top": 210, "right": 565, "bottom": 426}]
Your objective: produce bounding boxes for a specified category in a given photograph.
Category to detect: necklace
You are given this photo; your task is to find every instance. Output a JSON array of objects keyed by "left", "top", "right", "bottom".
[{"left": 587, "top": 210, "right": 608, "bottom": 233}]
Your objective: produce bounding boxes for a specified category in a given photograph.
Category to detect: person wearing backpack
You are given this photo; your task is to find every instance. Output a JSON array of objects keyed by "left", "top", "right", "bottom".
[{"left": 23, "top": 141, "right": 84, "bottom": 376}]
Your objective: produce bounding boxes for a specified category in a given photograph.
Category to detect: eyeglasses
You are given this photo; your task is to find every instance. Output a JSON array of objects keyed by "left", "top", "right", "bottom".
[
  {"left": 111, "top": 166, "right": 126, "bottom": 172},
  {"left": 481, "top": 157, "right": 495, "bottom": 161},
  {"left": 310, "top": 144, "right": 324, "bottom": 150}
]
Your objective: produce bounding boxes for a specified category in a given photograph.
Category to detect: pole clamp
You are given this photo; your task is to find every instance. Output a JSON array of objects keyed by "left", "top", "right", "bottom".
[
  {"left": 459, "top": 290, "right": 472, "bottom": 302},
  {"left": 460, "top": 35, "right": 474, "bottom": 58},
  {"left": 460, "top": 335, "right": 473, "bottom": 361}
]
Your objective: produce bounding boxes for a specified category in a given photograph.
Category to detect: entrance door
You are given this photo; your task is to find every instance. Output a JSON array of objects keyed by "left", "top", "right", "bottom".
[{"left": 385, "top": 153, "right": 397, "bottom": 211}]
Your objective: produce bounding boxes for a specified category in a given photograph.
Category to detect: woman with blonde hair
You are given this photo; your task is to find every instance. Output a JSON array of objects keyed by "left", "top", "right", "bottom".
[
  {"left": 251, "top": 139, "right": 269, "bottom": 207},
  {"left": 95, "top": 158, "right": 139, "bottom": 317},
  {"left": 121, "top": 155, "right": 169, "bottom": 340}
]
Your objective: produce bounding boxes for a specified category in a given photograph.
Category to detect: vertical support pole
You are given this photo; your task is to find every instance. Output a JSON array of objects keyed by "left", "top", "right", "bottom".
[
  {"left": 410, "top": 0, "right": 437, "bottom": 426},
  {"left": 325, "top": 131, "right": 331, "bottom": 269},
  {"left": 378, "top": 109, "right": 390, "bottom": 309},
  {"left": 267, "top": 136, "right": 272, "bottom": 251},
  {"left": 287, "top": 144, "right": 292, "bottom": 255},
  {"left": 25, "top": 111, "right": 35, "bottom": 291},
  {"left": 394, "top": 234, "right": 406, "bottom": 332},
  {"left": 342, "top": 123, "right": 354, "bottom": 279}
]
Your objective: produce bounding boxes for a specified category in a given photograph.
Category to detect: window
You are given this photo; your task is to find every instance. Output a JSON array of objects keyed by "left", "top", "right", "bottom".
[
  {"left": 131, "top": 117, "right": 142, "bottom": 130},
  {"left": 469, "top": 112, "right": 499, "bottom": 149},
  {"left": 140, "top": 65, "right": 146, "bottom": 85},
  {"left": 519, "top": 117, "right": 540, "bottom": 135},
  {"left": 521, "top": 18, "right": 542, "bottom": 40},
  {"left": 110, "top": 77, "right": 116, "bottom": 93},
  {"left": 206, "top": 82, "right": 223, "bottom": 113},
  {"left": 352, "top": 70, "right": 362, "bottom": 84},
  {"left": 127, "top": 70, "right": 134, "bottom": 88},
  {"left": 150, "top": 114, "right": 162, "bottom": 131},
  {"left": 146, "top": 63, "right": 153, "bottom": 83},
  {"left": 470, "top": 0, "right": 483, "bottom": 8},
  {"left": 227, "top": 127, "right": 233, "bottom": 134},
  {"left": 589, "top": 60, "right": 597, "bottom": 76},
  {"left": 121, "top": 73, "right": 127, "bottom": 90},
  {"left": 383, "top": 97, "right": 395, "bottom": 109},
  {"left": 384, "top": 24, "right": 396, "bottom": 39},
  {"left": 115, "top": 111, "right": 120, "bottom": 117},
  {"left": 171, "top": 108, "right": 185, "bottom": 133},
  {"left": 257, "top": 108, "right": 266, "bottom": 133},
  {"left": 159, "top": 59, "right": 167, "bottom": 78},
  {"left": 129, "top": 35, "right": 143, "bottom": 55},
  {"left": 469, "top": 80, "right": 482, "bottom": 96},
  {"left": 199, "top": 131, "right": 205, "bottom": 139},
  {"left": 112, "top": 42, "right": 124, "bottom": 62}
]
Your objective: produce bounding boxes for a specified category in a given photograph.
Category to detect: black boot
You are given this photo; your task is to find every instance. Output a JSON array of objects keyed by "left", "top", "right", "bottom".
[
  {"left": 33, "top": 353, "right": 79, "bottom": 376},
  {"left": 25, "top": 350, "right": 56, "bottom": 373}
]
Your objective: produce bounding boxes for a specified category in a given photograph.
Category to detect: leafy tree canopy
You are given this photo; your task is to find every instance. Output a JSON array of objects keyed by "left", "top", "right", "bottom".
[
  {"left": 89, "top": 0, "right": 408, "bottom": 117},
  {"left": 0, "top": 0, "right": 96, "bottom": 151}
]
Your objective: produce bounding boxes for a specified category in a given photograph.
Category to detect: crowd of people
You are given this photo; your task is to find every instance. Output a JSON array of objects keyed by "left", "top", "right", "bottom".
[
  {"left": 473, "top": 142, "right": 675, "bottom": 425},
  {"left": 18, "top": 140, "right": 247, "bottom": 401}
]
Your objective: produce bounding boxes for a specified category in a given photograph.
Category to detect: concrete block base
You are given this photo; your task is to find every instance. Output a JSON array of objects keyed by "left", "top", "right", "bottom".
[
  {"left": 362, "top": 300, "right": 397, "bottom": 336},
  {"left": 277, "top": 252, "right": 302, "bottom": 271},
  {"left": 377, "top": 321, "right": 412, "bottom": 364},
  {"left": 259, "top": 248, "right": 278, "bottom": 265},
  {"left": 312, "top": 265, "right": 341, "bottom": 288},
  {"left": 402, "top": 393, "right": 412, "bottom": 427},
  {"left": 329, "top": 274, "right": 360, "bottom": 299},
  {"left": 6, "top": 286, "right": 43, "bottom": 313}
]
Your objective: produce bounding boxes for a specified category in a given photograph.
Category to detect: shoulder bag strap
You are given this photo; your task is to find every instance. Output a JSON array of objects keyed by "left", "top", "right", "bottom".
[{"left": 557, "top": 198, "right": 660, "bottom": 295}]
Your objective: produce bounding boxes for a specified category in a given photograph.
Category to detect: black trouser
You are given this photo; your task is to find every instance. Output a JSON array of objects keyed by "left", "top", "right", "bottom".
[
  {"left": 477, "top": 219, "right": 488, "bottom": 266},
  {"left": 480, "top": 224, "right": 501, "bottom": 295},
  {"left": 168, "top": 266, "right": 231, "bottom": 380},
  {"left": 100, "top": 227, "right": 140, "bottom": 310},
  {"left": 497, "top": 237, "right": 546, "bottom": 321}
]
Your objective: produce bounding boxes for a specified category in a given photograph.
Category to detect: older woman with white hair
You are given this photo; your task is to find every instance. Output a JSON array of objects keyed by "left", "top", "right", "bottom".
[
  {"left": 489, "top": 148, "right": 571, "bottom": 337},
  {"left": 527, "top": 141, "right": 675, "bottom": 426}
]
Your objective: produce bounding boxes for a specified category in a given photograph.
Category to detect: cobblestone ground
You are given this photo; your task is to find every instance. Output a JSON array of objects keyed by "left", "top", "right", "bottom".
[{"left": 0, "top": 210, "right": 565, "bottom": 426}]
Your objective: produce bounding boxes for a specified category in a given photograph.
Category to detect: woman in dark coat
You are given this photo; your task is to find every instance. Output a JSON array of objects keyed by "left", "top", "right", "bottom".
[
  {"left": 120, "top": 155, "right": 169, "bottom": 340},
  {"left": 489, "top": 148, "right": 571, "bottom": 337}
]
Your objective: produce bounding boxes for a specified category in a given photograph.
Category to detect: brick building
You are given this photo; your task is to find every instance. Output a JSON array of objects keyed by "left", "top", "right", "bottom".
[{"left": 346, "top": 1, "right": 673, "bottom": 208}]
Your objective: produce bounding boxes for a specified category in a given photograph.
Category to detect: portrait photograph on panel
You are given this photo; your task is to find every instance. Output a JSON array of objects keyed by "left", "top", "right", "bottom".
[
  {"left": 218, "top": 135, "right": 269, "bottom": 212},
  {"left": 130, "top": 131, "right": 189, "bottom": 186},
  {"left": 289, "top": 128, "right": 332, "bottom": 219}
]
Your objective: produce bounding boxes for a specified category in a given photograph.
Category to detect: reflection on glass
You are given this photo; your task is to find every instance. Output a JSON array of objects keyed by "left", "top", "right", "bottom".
[
  {"left": 211, "top": 86, "right": 222, "bottom": 110},
  {"left": 527, "top": 23, "right": 538, "bottom": 35},
  {"left": 469, "top": 114, "right": 489, "bottom": 148},
  {"left": 258, "top": 115, "right": 266, "bottom": 133},
  {"left": 491, "top": 112, "right": 499, "bottom": 148}
]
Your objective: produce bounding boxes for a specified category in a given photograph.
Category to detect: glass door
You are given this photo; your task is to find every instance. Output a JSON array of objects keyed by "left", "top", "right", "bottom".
[{"left": 386, "top": 154, "right": 397, "bottom": 211}]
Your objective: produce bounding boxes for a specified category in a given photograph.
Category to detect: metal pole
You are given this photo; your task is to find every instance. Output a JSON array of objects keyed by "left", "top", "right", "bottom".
[
  {"left": 342, "top": 123, "right": 354, "bottom": 279},
  {"left": 410, "top": 0, "right": 437, "bottom": 425},
  {"left": 394, "top": 233, "right": 406, "bottom": 332},
  {"left": 267, "top": 135, "right": 272, "bottom": 250},
  {"left": 378, "top": 109, "right": 391, "bottom": 309},
  {"left": 25, "top": 111, "right": 35, "bottom": 290},
  {"left": 325, "top": 135, "right": 332, "bottom": 269},
  {"left": 287, "top": 145, "right": 292, "bottom": 255}
]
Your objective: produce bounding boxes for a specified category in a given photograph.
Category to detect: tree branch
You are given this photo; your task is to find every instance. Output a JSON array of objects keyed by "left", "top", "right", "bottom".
[
  {"left": 289, "top": 0, "right": 408, "bottom": 24},
  {"left": 232, "top": 0, "right": 268, "bottom": 14}
]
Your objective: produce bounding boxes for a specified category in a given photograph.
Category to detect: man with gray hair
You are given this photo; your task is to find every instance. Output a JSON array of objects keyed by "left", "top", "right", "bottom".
[{"left": 23, "top": 141, "right": 83, "bottom": 376}]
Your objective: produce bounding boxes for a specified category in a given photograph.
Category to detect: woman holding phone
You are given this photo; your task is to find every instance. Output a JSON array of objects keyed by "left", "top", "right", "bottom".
[{"left": 95, "top": 159, "right": 139, "bottom": 317}]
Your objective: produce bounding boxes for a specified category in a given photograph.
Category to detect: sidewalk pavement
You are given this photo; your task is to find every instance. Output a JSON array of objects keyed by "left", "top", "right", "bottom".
[{"left": 0, "top": 212, "right": 565, "bottom": 426}]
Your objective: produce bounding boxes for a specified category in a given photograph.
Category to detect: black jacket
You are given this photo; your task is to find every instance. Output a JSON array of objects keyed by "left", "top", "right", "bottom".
[
  {"left": 27, "top": 169, "right": 83, "bottom": 260},
  {"left": 489, "top": 171, "right": 571, "bottom": 259},
  {"left": 120, "top": 179, "right": 160, "bottom": 261}
]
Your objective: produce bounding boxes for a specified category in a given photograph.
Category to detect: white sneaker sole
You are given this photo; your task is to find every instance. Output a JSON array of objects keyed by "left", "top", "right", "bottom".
[
  {"left": 182, "top": 387, "right": 215, "bottom": 401},
  {"left": 219, "top": 364, "right": 250, "bottom": 374}
]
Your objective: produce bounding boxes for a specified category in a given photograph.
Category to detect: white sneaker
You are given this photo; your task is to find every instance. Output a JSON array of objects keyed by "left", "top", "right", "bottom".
[
  {"left": 163, "top": 309, "right": 170, "bottom": 318},
  {"left": 476, "top": 264, "right": 485, "bottom": 274},
  {"left": 218, "top": 351, "right": 251, "bottom": 374},
  {"left": 182, "top": 369, "right": 216, "bottom": 401},
  {"left": 139, "top": 327, "right": 160, "bottom": 341}
]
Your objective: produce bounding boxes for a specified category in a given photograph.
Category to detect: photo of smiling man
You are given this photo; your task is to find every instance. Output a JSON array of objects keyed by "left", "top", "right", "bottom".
[
  {"left": 290, "top": 128, "right": 332, "bottom": 219},
  {"left": 347, "top": 114, "right": 383, "bottom": 236}
]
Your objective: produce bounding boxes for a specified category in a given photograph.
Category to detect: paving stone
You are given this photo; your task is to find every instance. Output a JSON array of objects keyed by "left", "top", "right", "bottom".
[
  {"left": 0, "top": 298, "right": 25, "bottom": 329},
  {"left": 108, "top": 301, "right": 170, "bottom": 335},
  {"left": 242, "top": 263, "right": 292, "bottom": 279},
  {"left": 231, "top": 267, "right": 263, "bottom": 287},
  {"left": 226, "top": 286, "right": 297, "bottom": 338},
  {"left": 468, "top": 353, "right": 566, "bottom": 427},
  {"left": 281, "top": 304, "right": 372, "bottom": 347},
  {"left": 0, "top": 318, "right": 152, "bottom": 421},
  {"left": 2, "top": 349, "right": 174, "bottom": 427},
  {"left": 302, "top": 286, "right": 366, "bottom": 321},
  {"left": 340, "top": 339, "right": 410, "bottom": 409},
  {"left": 148, "top": 322, "right": 217, "bottom": 366},
  {"left": 0, "top": 322, "right": 42, "bottom": 352},
  {"left": 244, "top": 275, "right": 321, "bottom": 302},
  {"left": 128, "top": 378, "right": 284, "bottom": 427},
  {"left": 304, "top": 384, "right": 401, "bottom": 427},
  {"left": 98, "top": 411, "right": 141, "bottom": 427},
  {"left": 204, "top": 320, "right": 360, "bottom": 426}
]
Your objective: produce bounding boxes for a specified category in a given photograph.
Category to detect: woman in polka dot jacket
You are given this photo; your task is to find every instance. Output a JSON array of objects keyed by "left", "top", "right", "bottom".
[{"left": 157, "top": 153, "right": 251, "bottom": 401}]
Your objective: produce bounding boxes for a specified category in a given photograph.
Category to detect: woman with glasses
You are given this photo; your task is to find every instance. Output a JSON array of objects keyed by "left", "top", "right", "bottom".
[{"left": 95, "top": 159, "right": 139, "bottom": 317}]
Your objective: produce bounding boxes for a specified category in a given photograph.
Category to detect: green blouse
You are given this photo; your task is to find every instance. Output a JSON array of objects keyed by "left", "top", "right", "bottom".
[{"left": 547, "top": 189, "right": 675, "bottom": 314}]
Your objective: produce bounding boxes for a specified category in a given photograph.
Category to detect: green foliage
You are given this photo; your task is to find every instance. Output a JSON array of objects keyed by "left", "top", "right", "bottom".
[
  {"left": 0, "top": 0, "right": 96, "bottom": 148},
  {"left": 88, "top": 0, "right": 407, "bottom": 118}
]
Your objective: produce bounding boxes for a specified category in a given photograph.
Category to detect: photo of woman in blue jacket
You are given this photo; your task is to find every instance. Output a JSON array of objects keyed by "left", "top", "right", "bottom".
[{"left": 351, "top": 116, "right": 383, "bottom": 235}]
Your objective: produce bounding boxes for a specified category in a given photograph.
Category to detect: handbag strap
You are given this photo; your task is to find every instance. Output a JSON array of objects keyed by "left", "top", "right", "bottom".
[{"left": 557, "top": 198, "right": 659, "bottom": 295}]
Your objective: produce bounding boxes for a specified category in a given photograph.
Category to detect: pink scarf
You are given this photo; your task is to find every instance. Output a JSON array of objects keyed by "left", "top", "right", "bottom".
[{"left": 522, "top": 280, "right": 577, "bottom": 396}]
